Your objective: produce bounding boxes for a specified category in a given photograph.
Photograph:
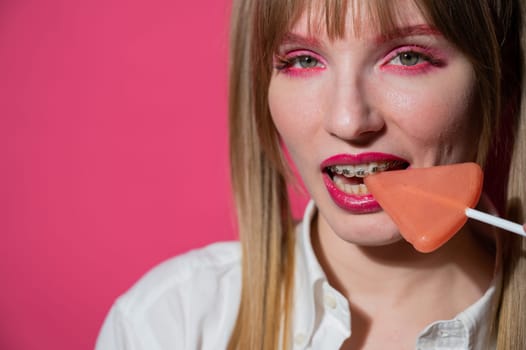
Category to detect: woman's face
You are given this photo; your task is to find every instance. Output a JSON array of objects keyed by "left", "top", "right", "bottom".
[{"left": 268, "top": 1, "right": 479, "bottom": 246}]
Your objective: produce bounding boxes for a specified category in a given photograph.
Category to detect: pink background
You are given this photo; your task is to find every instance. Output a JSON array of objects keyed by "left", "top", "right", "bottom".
[{"left": 3, "top": 1, "right": 236, "bottom": 349}]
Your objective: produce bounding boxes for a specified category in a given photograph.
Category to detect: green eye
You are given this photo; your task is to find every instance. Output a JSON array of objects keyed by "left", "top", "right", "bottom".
[
  {"left": 298, "top": 56, "right": 319, "bottom": 68},
  {"left": 399, "top": 52, "right": 421, "bottom": 66}
]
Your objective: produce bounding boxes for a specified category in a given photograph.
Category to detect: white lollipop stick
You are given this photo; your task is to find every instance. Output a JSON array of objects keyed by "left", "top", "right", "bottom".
[{"left": 465, "top": 208, "right": 526, "bottom": 237}]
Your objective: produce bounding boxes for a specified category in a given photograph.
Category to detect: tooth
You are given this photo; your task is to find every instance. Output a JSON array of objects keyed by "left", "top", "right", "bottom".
[
  {"left": 354, "top": 184, "right": 362, "bottom": 194},
  {"left": 368, "top": 162, "right": 379, "bottom": 174},
  {"left": 329, "top": 160, "right": 398, "bottom": 181},
  {"left": 377, "top": 162, "right": 389, "bottom": 171},
  {"left": 359, "top": 184, "right": 368, "bottom": 194},
  {"left": 342, "top": 165, "right": 355, "bottom": 178},
  {"left": 355, "top": 167, "right": 368, "bottom": 177}
]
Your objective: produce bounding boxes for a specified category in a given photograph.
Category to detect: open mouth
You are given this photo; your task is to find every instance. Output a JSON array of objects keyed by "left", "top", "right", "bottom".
[{"left": 323, "top": 160, "right": 409, "bottom": 195}]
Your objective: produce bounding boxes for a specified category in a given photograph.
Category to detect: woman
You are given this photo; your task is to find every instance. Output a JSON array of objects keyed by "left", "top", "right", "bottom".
[{"left": 96, "top": 0, "right": 526, "bottom": 349}]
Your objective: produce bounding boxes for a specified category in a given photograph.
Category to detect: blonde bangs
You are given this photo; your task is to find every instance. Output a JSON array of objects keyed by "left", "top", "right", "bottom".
[{"left": 260, "top": 0, "right": 422, "bottom": 56}]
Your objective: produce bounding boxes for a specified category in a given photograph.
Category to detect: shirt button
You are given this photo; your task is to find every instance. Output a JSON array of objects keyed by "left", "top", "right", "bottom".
[
  {"left": 294, "top": 333, "right": 307, "bottom": 346},
  {"left": 439, "top": 330, "right": 450, "bottom": 337},
  {"left": 324, "top": 292, "right": 337, "bottom": 309}
]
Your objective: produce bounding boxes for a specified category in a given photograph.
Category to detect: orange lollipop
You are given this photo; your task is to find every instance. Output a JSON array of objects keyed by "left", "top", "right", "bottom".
[{"left": 364, "top": 162, "right": 525, "bottom": 253}]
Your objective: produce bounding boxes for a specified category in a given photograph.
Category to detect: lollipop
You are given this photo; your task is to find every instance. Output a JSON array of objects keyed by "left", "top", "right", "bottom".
[{"left": 364, "top": 162, "right": 525, "bottom": 253}]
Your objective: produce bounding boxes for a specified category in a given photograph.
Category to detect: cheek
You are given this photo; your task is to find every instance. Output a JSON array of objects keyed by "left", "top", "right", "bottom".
[
  {"left": 268, "top": 83, "right": 294, "bottom": 138},
  {"left": 383, "top": 76, "right": 477, "bottom": 152},
  {"left": 268, "top": 78, "right": 322, "bottom": 156}
]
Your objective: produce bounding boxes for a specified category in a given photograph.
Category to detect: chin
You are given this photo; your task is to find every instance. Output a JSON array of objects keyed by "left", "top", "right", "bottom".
[{"left": 321, "top": 205, "right": 403, "bottom": 246}]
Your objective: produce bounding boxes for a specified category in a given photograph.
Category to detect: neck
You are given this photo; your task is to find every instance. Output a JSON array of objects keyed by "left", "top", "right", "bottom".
[{"left": 312, "top": 213, "right": 495, "bottom": 310}]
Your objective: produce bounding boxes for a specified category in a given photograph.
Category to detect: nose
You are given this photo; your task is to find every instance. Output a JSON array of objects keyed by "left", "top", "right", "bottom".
[{"left": 324, "top": 75, "right": 385, "bottom": 143}]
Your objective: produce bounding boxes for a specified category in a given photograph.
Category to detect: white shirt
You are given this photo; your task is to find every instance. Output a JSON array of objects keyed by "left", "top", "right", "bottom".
[{"left": 96, "top": 201, "right": 500, "bottom": 349}]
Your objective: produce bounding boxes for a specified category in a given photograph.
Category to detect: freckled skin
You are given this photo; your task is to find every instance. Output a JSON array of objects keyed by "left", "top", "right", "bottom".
[{"left": 268, "top": 3, "right": 479, "bottom": 247}]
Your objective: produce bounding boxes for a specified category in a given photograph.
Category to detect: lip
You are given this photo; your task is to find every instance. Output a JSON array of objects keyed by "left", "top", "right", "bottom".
[{"left": 321, "top": 152, "right": 409, "bottom": 214}]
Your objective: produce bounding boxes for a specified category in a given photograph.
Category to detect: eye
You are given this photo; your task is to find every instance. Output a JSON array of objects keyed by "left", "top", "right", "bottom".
[
  {"left": 390, "top": 51, "right": 426, "bottom": 66},
  {"left": 295, "top": 55, "right": 320, "bottom": 68},
  {"left": 274, "top": 52, "right": 325, "bottom": 71},
  {"left": 381, "top": 46, "right": 446, "bottom": 74}
]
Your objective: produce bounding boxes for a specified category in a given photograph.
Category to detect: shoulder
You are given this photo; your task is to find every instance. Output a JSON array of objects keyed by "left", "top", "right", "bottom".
[
  {"left": 128, "top": 241, "right": 240, "bottom": 304},
  {"left": 96, "top": 241, "right": 241, "bottom": 350},
  {"left": 122, "top": 241, "right": 241, "bottom": 314}
]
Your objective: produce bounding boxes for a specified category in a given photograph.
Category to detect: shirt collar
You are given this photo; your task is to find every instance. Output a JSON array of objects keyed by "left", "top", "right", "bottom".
[
  {"left": 417, "top": 233, "right": 502, "bottom": 350},
  {"left": 292, "top": 200, "right": 324, "bottom": 342},
  {"left": 414, "top": 270, "right": 500, "bottom": 349},
  {"left": 292, "top": 201, "right": 351, "bottom": 347}
]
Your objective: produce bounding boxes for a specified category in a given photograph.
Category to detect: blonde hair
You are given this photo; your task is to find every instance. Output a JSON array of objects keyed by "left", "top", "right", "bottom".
[{"left": 227, "top": 0, "right": 526, "bottom": 349}]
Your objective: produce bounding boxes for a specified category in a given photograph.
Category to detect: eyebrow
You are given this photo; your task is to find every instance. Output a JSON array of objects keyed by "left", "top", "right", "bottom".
[
  {"left": 375, "top": 24, "right": 442, "bottom": 43},
  {"left": 279, "top": 32, "right": 322, "bottom": 48}
]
